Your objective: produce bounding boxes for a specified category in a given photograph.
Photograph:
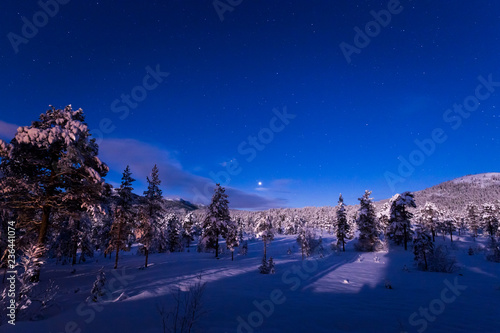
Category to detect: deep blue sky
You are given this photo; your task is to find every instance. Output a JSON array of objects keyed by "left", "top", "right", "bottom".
[{"left": 0, "top": 0, "right": 499, "bottom": 209}]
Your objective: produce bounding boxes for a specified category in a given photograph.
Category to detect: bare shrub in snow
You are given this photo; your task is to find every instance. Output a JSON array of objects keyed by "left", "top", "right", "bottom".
[
  {"left": 428, "top": 245, "right": 457, "bottom": 273},
  {"left": 157, "top": 281, "right": 207, "bottom": 333}
]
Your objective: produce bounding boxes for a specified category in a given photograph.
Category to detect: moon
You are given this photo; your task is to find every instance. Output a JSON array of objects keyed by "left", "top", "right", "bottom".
[{"left": 258, "top": 181, "right": 262, "bottom": 186}]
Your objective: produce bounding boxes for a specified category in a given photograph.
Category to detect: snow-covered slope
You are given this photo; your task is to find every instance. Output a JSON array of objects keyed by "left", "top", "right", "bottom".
[
  {"left": 412, "top": 172, "right": 500, "bottom": 212},
  {"left": 449, "top": 172, "right": 500, "bottom": 187}
]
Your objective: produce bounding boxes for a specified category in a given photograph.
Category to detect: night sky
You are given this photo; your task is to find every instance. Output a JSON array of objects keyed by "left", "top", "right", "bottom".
[{"left": 0, "top": 0, "right": 499, "bottom": 209}]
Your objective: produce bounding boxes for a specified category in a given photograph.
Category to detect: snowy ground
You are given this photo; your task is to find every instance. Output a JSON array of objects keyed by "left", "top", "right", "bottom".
[{"left": 3, "top": 234, "right": 500, "bottom": 333}]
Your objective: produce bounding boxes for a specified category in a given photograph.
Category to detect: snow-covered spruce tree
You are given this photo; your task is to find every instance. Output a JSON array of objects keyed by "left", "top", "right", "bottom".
[
  {"left": 377, "top": 202, "right": 391, "bottom": 238},
  {"left": 465, "top": 203, "right": 481, "bottom": 237},
  {"left": 355, "top": 190, "right": 380, "bottom": 252},
  {"left": 387, "top": 192, "right": 416, "bottom": 250},
  {"left": 200, "top": 184, "right": 231, "bottom": 258},
  {"left": 258, "top": 255, "right": 270, "bottom": 274},
  {"left": 87, "top": 270, "right": 106, "bottom": 303},
  {"left": 335, "top": 194, "right": 350, "bottom": 252},
  {"left": 420, "top": 202, "right": 440, "bottom": 242},
  {"left": 106, "top": 166, "right": 136, "bottom": 269},
  {"left": 284, "top": 215, "right": 297, "bottom": 235},
  {"left": 138, "top": 165, "right": 165, "bottom": 267},
  {"left": 296, "top": 220, "right": 311, "bottom": 259},
  {"left": 91, "top": 183, "right": 114, "bottom": 257},
  {"left": 236, "top": 217, "right": 245, "bottom": 243},
  {"left": 268, "top": 257, "right": 275, "bottom": 274},
  {"left": 413, "top": 225, "right": 434, "bottom": 271},
  {"left": 486, "top": 237, "right": 500, "bottom": 263},
  {"left": 255, "top": 213, "right": 275, "bottom": 261},
  {"left": 181, "top": 212, "right": 196, "bottom": 252},
  {"left": 0, "top": 106, "right": 109, "bottom": 281},
  {"left": 456, "top": 217, "right": 467, "bottom": 236},
  {"left": 67, "top": 214, "right": 94, "bottom": 265},
  {"left": 441, "top": 212, "right": 458, "bottom": 242},
  {"left": 137, "top": 206, "right": 153, "bottom": 260},
  {"left": 225, "top": 221, "right": 239, "bottom": 261},
  {"left": 481, "top": 203, "right": 498, "bottom": 237},
  {"left": 166, "top": 214, "right": 182, "bottom": 252}
]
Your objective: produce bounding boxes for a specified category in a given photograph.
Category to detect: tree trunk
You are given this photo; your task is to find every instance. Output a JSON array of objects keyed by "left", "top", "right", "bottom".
[
  {"left": 71, "top": 219, "right": 80, "bottom": 266},
  {"left": 342, "top": 238, "right": 345, "bottom": 252},
  {"left": 71, "top": 239, "right": 78, "bottom": 266},
  {"left": 215, "top": 238, "right": 219, "bottom": 258},
  {"left": 264, "top": 239, "right": 267, "bottom": 261},
  {"left": 32, "top": 204, "right": 52, "bottom": 282},
  {"left": 231, "top": 251, "right": 234, "bottom": 261},
  {"left": 145, "top": 247, "right": 149, "bottom": 268},
  {"left": 37, "top": 205, "right": 51, "bottom": 246},
  {"left": 431, "top": 228, "right": 435, "bottom": 242},
  {"left": 449, "top": 227, "right": 453, "bottom": 242},
  {"left": 114, "top": 246, "right": 119, "bottom": 269},
  {"left": 423, "top": 251, "right": 428, "bottom": 271},
  {"left": 403, "top": 224, "right": 408, "bottom": 251}
]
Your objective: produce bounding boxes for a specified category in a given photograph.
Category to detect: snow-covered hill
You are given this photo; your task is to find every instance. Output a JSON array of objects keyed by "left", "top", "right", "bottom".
[
  {"left": 450, "top": 172, "right": 500, "bottom": 186},
  {"left": 412, "top": 172, "right": 500, "bottom": 213}
]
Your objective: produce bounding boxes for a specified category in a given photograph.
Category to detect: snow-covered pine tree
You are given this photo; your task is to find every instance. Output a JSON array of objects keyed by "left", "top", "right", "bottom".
[
  {"left": 91, "top": 183, "right": 114, "bottom": 257},
  {"left": 456, "top": 217, "right": 467, "bottom": 236},
  {"left": 106, "top": 166, "right": 136, "bottom": 269},
  {"left": 87, "top": 270, "right": 106, "bottom": 302},
  {"left": 413, "top": 225, "right": 434, "bottom": 271},
  {"left": 296, "top": 220, "right": 311, "bottom": 259},
  {"left": 420, "top": 202, "right": 440, "bottom": 242},
  {"left": 387, "top": 192, "right": 416, "bottom": 250},
  {"left": 441, "top": 211, "right": 458, "bottom": 242},
  {"left": 255, "top": 213, "right": 275, "bottom": 261},
  {"left": 236, "top": 217, "right": 245, "bottom": 243},
  {"left": 0, "top": 106, "right": 109, "bottom": 281},
  {"left": 137, "top": 206, "right": 153, "bottom": 262},
  {"left": 336, "top": 194, "right": 350, "bottom": 252},
  {"left": 225, "top": 221, "right": 239, "bottom": 261},
  {"left": 465, "top": 203, "right": 481, "bottom": 237},
  {"left": 200, "top": 184, "right": 231, "bottom": 258},
  {"left": 68, "top": 214, "right": 94, "bottom": 265},
  {"left": 377, "top": 202, "right": 391, "bottom": 237},
  {"left": 355, "top": 190, "right": 380, "bottom": 252},
  {"left": 166, "top": 214, "right": 182, "bottom": 252},
  {"left": 138, "top": 165, "right": 165, "bottom": 267},
  {"left": 481, "top": 203, "right": 498, "bottom": 237},
  {"left": 284, "top": 215, "right": 296, "bottom": 235},
  {"left": 181, "top": 212, "right": 196, "bottom": 251}
]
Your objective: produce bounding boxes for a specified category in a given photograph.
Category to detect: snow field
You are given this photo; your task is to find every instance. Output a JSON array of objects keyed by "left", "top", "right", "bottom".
[{"left": 3, "top": 234, "right": 499, "bottom": 333}]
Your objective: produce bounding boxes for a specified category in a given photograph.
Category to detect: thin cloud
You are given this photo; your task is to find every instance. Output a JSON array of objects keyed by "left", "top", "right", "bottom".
[
  {"left": 99, "top": 138, "right": 287, "bottom": 210},
  {"left": 0, "top": 120, "right": 19, "bottom": 140}
]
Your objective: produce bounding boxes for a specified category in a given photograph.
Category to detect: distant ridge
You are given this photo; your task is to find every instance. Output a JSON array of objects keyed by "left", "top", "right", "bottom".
[{"left": 411, "top": 172, "right": 500, "bottom": 213}]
